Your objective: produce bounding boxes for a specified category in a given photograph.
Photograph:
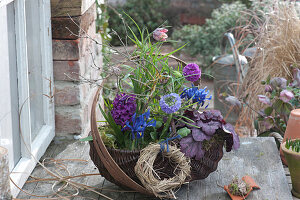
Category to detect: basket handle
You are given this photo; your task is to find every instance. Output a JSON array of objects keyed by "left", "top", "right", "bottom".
[{"left": 91, "top": 86, "right": 153, "bottom": 195}]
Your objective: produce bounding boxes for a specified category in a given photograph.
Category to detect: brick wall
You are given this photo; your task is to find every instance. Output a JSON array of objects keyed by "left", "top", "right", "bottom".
[
  {"left": 109, "top": 0, "right": 221, "bottom": 25},
  {"left": 51, "top": 0, "right": 102, "bottom": 138}
]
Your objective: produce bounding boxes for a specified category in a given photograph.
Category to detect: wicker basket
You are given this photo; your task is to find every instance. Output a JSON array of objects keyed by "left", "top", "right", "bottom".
[
  {"left": 89, "top": 87, "right": 225, "bottom": 196},
  {"left": 89, "top": 54, "right": 225, "bottom": 195}
]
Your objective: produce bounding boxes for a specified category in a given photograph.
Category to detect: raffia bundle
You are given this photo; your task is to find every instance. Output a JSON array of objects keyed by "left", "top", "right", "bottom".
[{"left": 134, "top": 143, "right": 191, "bottom": 199}]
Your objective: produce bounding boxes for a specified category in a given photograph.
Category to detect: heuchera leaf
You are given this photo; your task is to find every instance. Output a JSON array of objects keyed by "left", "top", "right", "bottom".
[
  {"left": 192, "top": 128, "right": 211, "bottom": 141},
  {"left": 201, "top": 121, "right": 221, "bottom": 136},
  {"left": 180, "top": 134, "right": 206, "bottom": 160},
  {"left": 222, "top": 123, "right": 240, "bottom": 151}
]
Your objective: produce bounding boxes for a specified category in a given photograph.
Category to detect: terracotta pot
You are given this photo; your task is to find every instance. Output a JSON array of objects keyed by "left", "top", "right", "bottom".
[
  {"left": 281, "top": 140, "right": 300, "bottom": 198},
  {"left": 280, "top": 109, "right": 300, "bottom": 165}
]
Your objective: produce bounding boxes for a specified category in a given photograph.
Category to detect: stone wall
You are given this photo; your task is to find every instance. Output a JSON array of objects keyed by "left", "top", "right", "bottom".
[
  {"left": 109, "top": 0, "right": 221, "bottom": 25},
  {"left": 51, "top": 0, "right": 102, "bottom": 138}
]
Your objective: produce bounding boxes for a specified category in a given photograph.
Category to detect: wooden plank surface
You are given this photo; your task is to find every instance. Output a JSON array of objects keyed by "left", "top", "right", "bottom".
[
  {"left": 174, "top": 137, "right": 293, "bottom": 200},
  {"left": 17, "top": 137, "right": 296, "bottom": 200}
]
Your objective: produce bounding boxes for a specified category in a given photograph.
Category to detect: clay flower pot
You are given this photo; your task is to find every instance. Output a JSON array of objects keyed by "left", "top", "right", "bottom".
[
  {"left": 280, "top": 109, "right": 300, "bottom": 166},
  {"left": 281, "top": 140, "right": 300, "bottom": 198}
]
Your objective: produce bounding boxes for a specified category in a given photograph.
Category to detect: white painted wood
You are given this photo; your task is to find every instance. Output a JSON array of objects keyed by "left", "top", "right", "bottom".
[
  {"left": 0, "top": 1, "right": 21, "bottom": 171},
  {"left": 26, "top": 0, "right": 45, "bottom": 141},
  {"left": 0, "top": 0, "right": 13, "bottom": 8},
  {"left": 14, "top": 0, "right": 32, "bottom": 159},
  {"left": 7, "top": 0, "right": 55, "bottom": 197},
  {"left": 39, "top": 0, "right": 55, "bottom": 132}
]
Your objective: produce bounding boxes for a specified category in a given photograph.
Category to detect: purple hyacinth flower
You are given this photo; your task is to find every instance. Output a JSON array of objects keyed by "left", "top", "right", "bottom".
[
  {"left": 160, "top": 93, "right": 182, "bottom": 114},
  {"left": 111, "top": 93, "right": 136, "bottom": 127},
  {"left": 182, "top": 63, "right": 201, "bottom": 82},
  {"left": 280, "top": 90, "right": 294, "bottom": 103}
]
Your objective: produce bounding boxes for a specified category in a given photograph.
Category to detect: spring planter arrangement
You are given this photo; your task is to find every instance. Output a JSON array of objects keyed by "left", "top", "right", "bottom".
[
  {"left": 281, "top": 139, "right": 300, "bottom": 198},
  {"left": 87, "top": 27, "right": 240, "bottom": 199}
]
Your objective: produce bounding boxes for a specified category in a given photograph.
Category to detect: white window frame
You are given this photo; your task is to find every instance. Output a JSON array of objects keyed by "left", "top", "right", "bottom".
[{"left": 1, "top": 0, "right": 54, "bottom": 197}]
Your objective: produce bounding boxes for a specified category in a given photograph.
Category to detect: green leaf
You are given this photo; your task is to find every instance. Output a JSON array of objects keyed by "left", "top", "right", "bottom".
[
  {"left": 156, "top": 121, "right": 162, "bottom": 129},
  {"left": 80, "top": 135, "right": 93, "bottom": 142},
  {"left": 264, "top": 107, "right": 273, "bottom": 116},
  {"left": 177, "top": 127, "right": 191, "bottom": 137},
  {"left": 150, "top": 132, "right": 157, "bottom": 141}
]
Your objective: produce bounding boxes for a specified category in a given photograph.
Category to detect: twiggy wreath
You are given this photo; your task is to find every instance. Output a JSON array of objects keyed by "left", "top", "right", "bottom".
[{"left": 134, "top": 143, "right": 191, "bottom": 199}]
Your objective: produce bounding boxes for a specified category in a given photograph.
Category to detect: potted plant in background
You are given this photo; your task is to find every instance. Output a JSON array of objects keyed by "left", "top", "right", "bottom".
[
  {"left": 281, "top": 139, "right": 300, "bottom": 198},
  {"left": 85, "top": 21, "right": 240, "bottom": 199}
]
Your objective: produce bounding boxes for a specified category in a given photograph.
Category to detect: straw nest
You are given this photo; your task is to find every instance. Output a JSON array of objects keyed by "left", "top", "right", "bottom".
[
  {"left": 236, "top": 2, "right": 300, "bottom": 134},
  {"left": 134, "top": 143, "right": 191, "bottom": 199}
]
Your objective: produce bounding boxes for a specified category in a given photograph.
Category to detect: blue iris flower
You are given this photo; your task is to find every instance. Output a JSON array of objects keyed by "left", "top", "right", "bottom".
[
  {"left": 122, "top": 110, "right": 156, "bottom": 140},
  {"left": 180, "top": 86, "right": 212, "bottom": 108}
]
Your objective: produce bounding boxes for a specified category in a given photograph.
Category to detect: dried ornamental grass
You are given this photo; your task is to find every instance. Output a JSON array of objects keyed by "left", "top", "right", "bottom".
[
  {"left": 237, "top": 2, "right": 300, "bottom": 134},
  {"left": 134, "top": 143, "right": 191, "bottom": 199}
]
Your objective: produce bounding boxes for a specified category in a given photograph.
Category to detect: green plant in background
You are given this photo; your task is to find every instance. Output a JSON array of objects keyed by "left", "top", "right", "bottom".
[
  {"left": 96, "top": 0, "right": 111, "bottom": 74},
  {"left": 286, "top": 139, "right": 300, "bottom": 153},
  {"left": 219, "top": 0, "right": 252, "bottom": 8},
  {"left": 172, "top": 2, "right": 247, "bottom": 71},
  {"left": 107, "top": 0, "right": 170, "bottom": 46},
  {"left": 255, "top": 71, "right": 300, "bottom": 136}
]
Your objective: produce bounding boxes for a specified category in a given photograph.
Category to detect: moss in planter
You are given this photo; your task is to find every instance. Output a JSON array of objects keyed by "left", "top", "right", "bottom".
[
  {"left": 202, "top": 132, "right": 225, "bottom": 152},
  {"left": 228, "top": 177, "right": 251, "bottom": 196}
]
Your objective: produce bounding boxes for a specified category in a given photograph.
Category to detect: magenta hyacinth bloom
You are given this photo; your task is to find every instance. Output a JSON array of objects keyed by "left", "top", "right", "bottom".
[
  {"left": 160, "top": 93, "right": 181, "bottom": 114},
  {"left": 111, "top": 93, "right": 136, "bottom": 127},
  {"left": 280, "top": 90, "right": 294, "bottom": 103},
  {"left": 182, "top": 63, "right": 201, "bottom": 82},
  {"left": 258, "top": 95, "right": 271, "bottom": 105},
  {"left": 153, "top": 28, "right": 168, "bottom": 41}
]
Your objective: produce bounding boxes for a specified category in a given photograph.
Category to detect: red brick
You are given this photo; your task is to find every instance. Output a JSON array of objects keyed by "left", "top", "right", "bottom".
[
  {"left": 52, "top": 40, "right": 79, "bottom": 61},
  {"left": 52, "top": 17, "right": 81, "bottom": 39},
  {"left": 180, "top": 14, "right": 206, "bottom": 25},
  {"left": 54, "top": 82, "right": 80, "bottom": 106},
  {"left": 55, "top": 106, "right": 82, "bottom": 135},
  {"left": 53, "top": 61, "right": 80, "bottom": 81}
]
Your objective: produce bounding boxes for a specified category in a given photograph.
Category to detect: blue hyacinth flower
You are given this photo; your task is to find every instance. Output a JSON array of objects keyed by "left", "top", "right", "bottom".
[
  {"left": 122, "top": 110, "right": 156, "bottom": 140},
  {"left": 180, "top": 86, "right": 212, "bottom": 107}
]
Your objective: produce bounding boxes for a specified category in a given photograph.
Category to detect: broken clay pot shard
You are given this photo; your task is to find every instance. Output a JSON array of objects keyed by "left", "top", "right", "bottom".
[{"left": 224, "top": 176, "right": 260, "bottom": 200}]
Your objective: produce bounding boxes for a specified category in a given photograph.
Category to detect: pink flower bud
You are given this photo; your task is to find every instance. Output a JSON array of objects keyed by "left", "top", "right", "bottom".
[
  {"left": 265, "top": 84, "right": 273, "bottom": 93},
  {"left": 270, "top": 77, "right": 287, "bottom": 90},
  {"left": 258, "top": 95, "right": 271, "bottom": 105},
  {"left": 225, "top": 96, "right": 241, "bottom": 108},
  {"left": 153, "top": 28, "right": 168, "bottom": 41},
  {"left": 279, "top": 90, "right": 294, "bottom": 103},
  {"left": 291, "top": 68, "right": 300, "bottom": 87}
]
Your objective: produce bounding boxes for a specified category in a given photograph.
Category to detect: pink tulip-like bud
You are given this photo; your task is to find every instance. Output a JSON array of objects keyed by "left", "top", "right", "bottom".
[
  {"left": 153, "top": 28, "right": 168, "bottom": 41},
  {"left": 279, "top": 90, "right": 294, "bottom": 103},
  {"left": 258, "top": 95, "right": 271, "bottom": 105},
  {"left": 265, "top": 84, "right": 273, "bottom": 93}
]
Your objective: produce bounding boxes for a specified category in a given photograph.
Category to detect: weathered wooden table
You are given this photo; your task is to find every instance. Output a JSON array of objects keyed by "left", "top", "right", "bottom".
[{"left": 17, "top": 137, "right": 296, "bottom": 200}]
